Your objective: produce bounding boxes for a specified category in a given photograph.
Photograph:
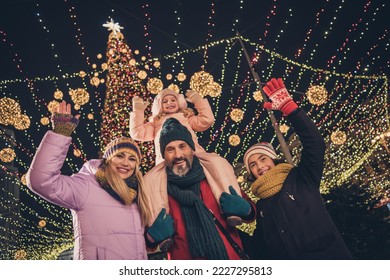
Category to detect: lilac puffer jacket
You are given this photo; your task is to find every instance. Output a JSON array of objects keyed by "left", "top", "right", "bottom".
[{"left": 27, "top": 131, "right": 147, "bottom": 260}]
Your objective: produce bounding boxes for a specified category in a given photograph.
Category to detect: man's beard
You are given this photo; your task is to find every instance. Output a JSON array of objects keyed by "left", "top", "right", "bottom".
[{"left": 167, "top": 156, "right": 192, "bottom": 177}]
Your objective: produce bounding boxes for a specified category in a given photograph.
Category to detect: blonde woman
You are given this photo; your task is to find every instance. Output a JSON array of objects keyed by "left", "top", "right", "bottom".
[{"left": 27, "top": 101, "right": 157, "bottom": 260}]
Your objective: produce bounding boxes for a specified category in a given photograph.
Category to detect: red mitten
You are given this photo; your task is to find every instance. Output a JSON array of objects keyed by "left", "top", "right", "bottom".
[{"left": 262, "top": 78, "right": 298, "bottom": 116}]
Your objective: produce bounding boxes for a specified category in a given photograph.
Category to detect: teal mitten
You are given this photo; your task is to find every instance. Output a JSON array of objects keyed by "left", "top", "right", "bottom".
[
  {"left": 220, "top": 186, "right": 251, "bottom": 218},
  {"left": 147, "top": 208, "right": 174, "bottom": 243}
]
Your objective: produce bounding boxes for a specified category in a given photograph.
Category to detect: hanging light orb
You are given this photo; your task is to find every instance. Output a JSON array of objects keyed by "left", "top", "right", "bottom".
[
  {"left": 69, "top": 88, "right": 89, "bottom": 105},
  {"left": 331, "top": 130, "right": 347, "bottom": 145},
  {"left": 253, "top": 90, "right": 263, "bottom": 102},
  {"left": 137, "top": 70, "right": 148, "bottom": 80},
  {"left": 40, "top": 117, "right": 50, "bottom": 125},
  {"left": 97, "top": 53, "right": 103, "bottom": 59},
  {"left": 74, "top": 104, "right": 80, "bottom": 110},
  {"left": 129, "top": 59, "right": 136, "bottom": 66},
  {"left": 0, "top": 148, "right": 16, "bottom": 162},
  {"left": 168, "top": 84, "right": 180, "bottom": 94},
  {"left": 177, "top": 73, "right": 187, "bottom": 82},
  {"left": 306, "top": 85, "right": 328, "bottom": 105},
  {"left": 189, "top": 70, "right": 214, "bottom": 97},
  {"left": 101, "top": 63, "right": 108, "bottom": 70},
  {"left": 0, "top": 97, "right": 21, "bottom": 125},
  {"left": 228, "top": 134, "right": 241, "bottom": 146},
  {"left": 146, "top": 78, "right": 164, "bottom": 94},
  {"left": 21, "top": 174, "right": 27, "bottom": 185},
  {"left": 47, "top": 100, "right": 59, "bottom": 113},
  {"left": 279, "top": 124, "right": 290, "bottom": 134},
  {"left": 153, "top": 60, "right": 161, "bottom": 68},
  {"left": 14, "top": 114, "right": 31, "bottom": 130},
  {"left": 230, "top": 108, "right": 244, "bottom": 122},
  {"left": 166, "top": 74, "right": 173, "bottom": 80},
  {"left": 53, "top": 90, "right": 63, "bottom": 100},
  {"left": 38, "top": 219, "right": 46, "bottom": 228},
  {"left": 73, "top": 149, "right": 82, "bottom": 157},
  {"left": 79, "top": 71, "right": 86, "bottom": 78},
  {"left": 87, "top": 113, "right": 94, "bottom": 120},
  {"left": 90, "top": 77, "right": 100, "bottom": 87},
  {"left": 14, "top": 249, "right": 27, "bottom": 260},
  {"left": 144, "top": 65, "right": 150, "bottom": 70},
  {"left": 206, "top": 81, "right": 222, "bottom": 97},
  {"left": 134, "top": 50, "right": 140, "bottom": 55}
]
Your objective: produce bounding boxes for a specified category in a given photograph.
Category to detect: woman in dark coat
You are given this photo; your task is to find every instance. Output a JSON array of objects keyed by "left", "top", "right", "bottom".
[{"left": 244, "top": 78, "right": 353, "bottom": 260}]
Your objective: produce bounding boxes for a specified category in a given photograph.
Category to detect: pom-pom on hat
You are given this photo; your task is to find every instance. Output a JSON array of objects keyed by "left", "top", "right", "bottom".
[
  {"left": 159, "top": 118, "right": 195, "bottom": 158},
  {"left": 103, "top": 137, "right": 141, "bottom": 163},
  {"left": 243, "top": 142, "right": 278, "bottom": 172},
  {"left": 151, "top": 88, "right": 187, "bottom": 116}
]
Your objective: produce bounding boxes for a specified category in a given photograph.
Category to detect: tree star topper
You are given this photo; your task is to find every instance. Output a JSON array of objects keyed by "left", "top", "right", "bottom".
[{"left": 103, "top": 19, "right": 124, "bottom": 35}]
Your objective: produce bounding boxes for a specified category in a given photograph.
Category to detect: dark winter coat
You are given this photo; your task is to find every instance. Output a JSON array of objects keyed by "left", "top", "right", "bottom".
[{"left": 249, "top": 108, "right": 353, "bottom": 260}]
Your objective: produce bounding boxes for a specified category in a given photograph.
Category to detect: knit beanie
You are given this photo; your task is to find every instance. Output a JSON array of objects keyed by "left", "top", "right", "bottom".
[
  {"left": 103, "top": 137, "right": 141, "bottom": 163},
  {"left": 243, "top": 142, "right": 278, "bottom": 172},
  {"left": 159, "top": 118, "right": 195, "bottom": 158},
  {"left": 151, "top": 88, "right": 187, "bottom": 116}
]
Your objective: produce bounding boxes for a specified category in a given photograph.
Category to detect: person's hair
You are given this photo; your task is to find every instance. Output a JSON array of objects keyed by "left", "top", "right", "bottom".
[
  {"left": 246, "top": 158, "right": 286, "bottom": 182},
  {"left": 102, "top": 161, "right": 151, "bottom": 226}
]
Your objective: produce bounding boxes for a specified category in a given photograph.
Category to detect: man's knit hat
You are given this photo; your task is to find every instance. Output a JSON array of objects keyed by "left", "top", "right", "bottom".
[
  {"left": 151, "top": 88, "right": 187, "bottom": 116},
  {"left": 159, "top": 118, "right": 195, "bottom": 157},
  {"left": 243, "top": 142, "right": 278, "bottom": 172},
  {"left": 103, "top": 137, "right": 141, "bottom": 163}
]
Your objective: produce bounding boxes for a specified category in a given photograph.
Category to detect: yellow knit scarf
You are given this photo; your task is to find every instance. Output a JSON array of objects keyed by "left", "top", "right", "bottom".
[{"left": 251, "top": 163, "right": 293, "bottom": 199}]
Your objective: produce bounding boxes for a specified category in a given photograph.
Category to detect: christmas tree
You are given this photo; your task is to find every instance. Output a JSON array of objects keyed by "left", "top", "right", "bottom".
[{"left": 101, "top": 19, "right": 155, "bottom": 171}]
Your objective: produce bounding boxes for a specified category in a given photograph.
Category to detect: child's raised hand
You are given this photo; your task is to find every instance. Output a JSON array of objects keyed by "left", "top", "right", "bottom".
[
  {"left": 185, "top": 89, "right": 202, "bottom": 104},
  {"left": 132, "top": 96, "right": 150, "bottom": 111}
]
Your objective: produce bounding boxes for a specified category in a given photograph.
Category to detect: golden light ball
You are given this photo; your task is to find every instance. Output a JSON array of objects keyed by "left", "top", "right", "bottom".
[
  {"left": 70, "top": 88, "right": 89, "bottom": 105},
  {"left": 14, "top": 249, "right": 27, "bottom": 260},
  {"left": 228, "top": 134, "right": 241, "bottom": 146},
  {"left": 129, "top": 59, "right": 136, "bottom": 66},
  {"left": 146, "top": 78, "right": 164, "bottom": 94},
  {"left": 0, "top": 148, "right": 16, "bottom": 162},
  {"left": 74, "top": 149, "right": 82, "bottom": 157},
  {"left": 47, "top": 100, "right": 60, "bottom": 113},
  {"left": 168, "top": 84, "right": 180, "bottom": 94},
  {"left": 177, "top": 73, "right": 187, "bottom": 82},
  {"left": 206, "top": 81, "right": 222, "bottom": 97},
  {"left": 331, "top": 130, "right": 347, "bottom": 145},
  {"left": 90, "top": 77, "right": 100, "bottom": 87},
  {"left": 134, "top": 49, "right": 140, "bottom": 55},
  {"left": 40, "top": 117, "right": 50, "bottom": 125},
  {"left": 87, "top": 113, "right": 94, "bottom": 120},
  {"left": 92, "top": 64, "right": 97, "bottom": 69},
  {"left": 141, "top": 56, "right": 146, "bottom": 61},
  {"left": 21, "top": 174, "right": 27, "bottom": 186},
  {"left": 189, "top": 70, "right": 214, "bottom": 96},
  {"left": 253, "top": 90, "right": 263, "bottom": 102},
  {"left": 0, "top": 97, "right": 21, "bottom": 125},
  {"left": 279, "top": 124, "right": 290, "bottom": 134},
  {"left": 166, "top": 74, "right": 173, "bottom": 80},
  {"left": 230, "top": 108, "right": 244, "bottom": 122},
  {"left": 101, "top": 63, "right": 108, "bottom": 70},
  {"left": 306, "top": 85, "right": 328, "bottom": 106},
  {"left": 79, "top": 71, "right": 86, "bottom": 78},
  {"left": 97, "top": 53, "right": 102, "bottom": 59},
  {"left": 137, "top": 70, "right": 148, "bottom": 80},
  {"left": 153, "top": 60, "right": 161, "bottom": 68},
  {"left": 54, "top": 90, "right": 63, "bottom": 100},
  {"left": 14, "top": 114, "right": 31, "bottom": 130},
  {"left": 38, "top": 220, "right": 46, "bottom": 228}
]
